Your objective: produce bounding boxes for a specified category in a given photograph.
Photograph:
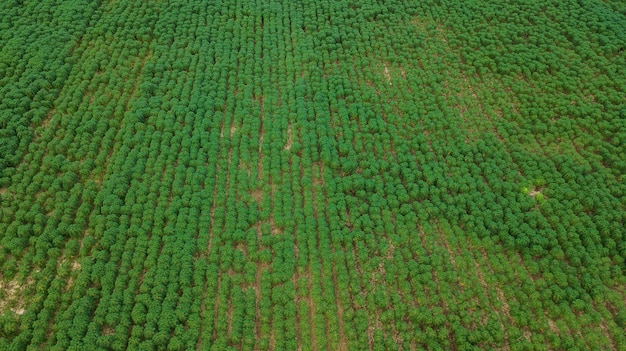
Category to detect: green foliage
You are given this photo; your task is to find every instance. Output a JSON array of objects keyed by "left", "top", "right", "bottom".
[{"left": 1, "top": 0, "right": 625, "bottom": 350}]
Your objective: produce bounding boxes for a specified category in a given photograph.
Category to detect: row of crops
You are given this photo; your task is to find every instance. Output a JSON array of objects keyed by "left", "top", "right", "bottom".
[{"left": 1, "top": 0, "right": 625, "bottom": 350}]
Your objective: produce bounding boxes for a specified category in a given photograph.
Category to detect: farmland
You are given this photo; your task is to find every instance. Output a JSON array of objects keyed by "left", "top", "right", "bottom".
[{"left": 1, "top": 0, "right": 625, "bottom": 350}]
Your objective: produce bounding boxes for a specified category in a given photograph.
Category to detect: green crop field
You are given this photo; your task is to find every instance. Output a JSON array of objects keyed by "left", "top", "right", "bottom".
[{"left": 1, "top": 0, "right": 625, "bottom": 350}]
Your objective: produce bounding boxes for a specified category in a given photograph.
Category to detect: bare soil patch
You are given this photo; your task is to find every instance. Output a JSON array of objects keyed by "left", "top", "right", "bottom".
[
  {"left": 528, "top": 186, "right": 545, "bottom": 198},
  {"left": 250, "top": 189, "right": 263, "bottom": 203},
  {"left": 495, "top": 287, "right": 512, "bottom": 321},
  {"left": 0, "top": 278, "right": 33, "bottom": 316},
  {"left": 284, "top": 124, "right": 292, "bottom": 150},
  {"left": 383, "top": 64, "right": 392, "bottom": 86},
  {"left": 102, "top": 325, "right": 115, "bottom": 336}
]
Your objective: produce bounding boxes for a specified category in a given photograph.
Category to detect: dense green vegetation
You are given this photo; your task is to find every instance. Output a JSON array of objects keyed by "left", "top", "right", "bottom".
[{"left": 1, "top": 0, "right": 625, "bottom": 350}]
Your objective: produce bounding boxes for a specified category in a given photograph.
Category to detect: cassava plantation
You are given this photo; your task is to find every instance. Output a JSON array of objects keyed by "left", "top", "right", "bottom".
[{"left": 1, "top": 0, "right": 625, "bottom": 350}]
